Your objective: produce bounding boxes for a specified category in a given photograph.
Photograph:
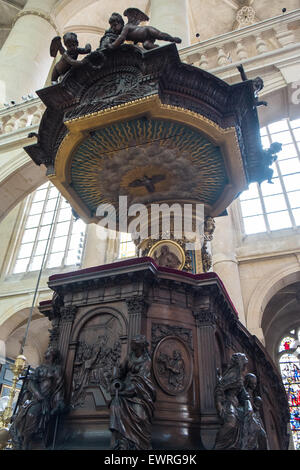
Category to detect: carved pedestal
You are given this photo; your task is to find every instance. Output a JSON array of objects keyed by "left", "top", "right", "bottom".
[{"left": 38, "top": 258, "right": 289, "bottom": 450}]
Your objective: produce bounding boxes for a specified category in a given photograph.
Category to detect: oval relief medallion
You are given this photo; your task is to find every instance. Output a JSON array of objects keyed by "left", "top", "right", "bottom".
[{"left": 153, "top": 335, "right": 193, "bottom": 396}]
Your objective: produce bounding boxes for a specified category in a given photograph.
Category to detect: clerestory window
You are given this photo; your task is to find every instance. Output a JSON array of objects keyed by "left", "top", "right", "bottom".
[
  {"left": 12, "top": 182, "right": 86, "bottom": 274},
  {"left": 240, "top": 118, "right": 300, "bottom": 235}
]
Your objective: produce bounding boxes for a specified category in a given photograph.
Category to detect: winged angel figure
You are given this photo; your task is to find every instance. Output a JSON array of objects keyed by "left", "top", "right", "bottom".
[
  {"left": 50, "top": 32, "right": 92, "bottom": 83},
  {"left": 109, "top": 8, "right": 182, "bottom": 50}
]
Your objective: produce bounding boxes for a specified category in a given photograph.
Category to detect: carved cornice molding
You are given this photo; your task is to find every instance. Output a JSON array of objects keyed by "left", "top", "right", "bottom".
[{"left": 13, "top": 9, "right": 59, "bottom": 34}]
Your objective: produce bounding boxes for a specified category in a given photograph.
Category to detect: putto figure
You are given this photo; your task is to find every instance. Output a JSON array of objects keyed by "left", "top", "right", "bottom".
[
  {"left": 109, "top": 335, "right": 156, "bottom": 450},
  {"left": 98, "top": 12, "right": 125, "bottom": 49},
  {"left": 109, "top": 8, "right": 182, "bottom": 50},
  {"left": 50, "top": 32, "right": 91, "bottom": 83}
]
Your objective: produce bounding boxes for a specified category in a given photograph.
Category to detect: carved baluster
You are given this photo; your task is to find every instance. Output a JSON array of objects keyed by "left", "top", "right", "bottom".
[
  {"left": 274, "top": 24, "right": 295, "bottom": 47},
  {"left": 17, "top": 111, "right": 29, "bottom": 129},
  {"left": 255, "top": 34, "right": 268, "bottom": 54},
  {"left": 235, "top": 41, "right": 248, "bottom": 61},
  {"left": 199, "top": 54, "right": 209, "bottom": 70},
  {"left": 3, "top": 116, "right": 16, "bottom": 133},
  {"left": 217, "top": 47, "right": 228, "bottom": 66}
]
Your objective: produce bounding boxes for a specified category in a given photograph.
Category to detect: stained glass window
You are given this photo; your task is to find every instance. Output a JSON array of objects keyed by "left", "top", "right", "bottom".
[
  {"left": 12, "top": 182, "right": 86, "bottom": 273},
  {"left": 278, "top": 327, "right": 300, "bottom": 450},
  {"left": 240, "top": 118, "right": 300, "bottom": 235}
]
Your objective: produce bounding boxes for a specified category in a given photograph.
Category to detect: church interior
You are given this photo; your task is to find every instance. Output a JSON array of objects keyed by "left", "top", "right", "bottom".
[{"left": 0, "top": 0, "right": 299, "bottom": 451}]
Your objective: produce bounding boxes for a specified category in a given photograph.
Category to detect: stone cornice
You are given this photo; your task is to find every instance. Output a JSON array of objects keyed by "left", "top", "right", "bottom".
[{"left": 180, "top": 9, "right": 300, "bottom": 59}]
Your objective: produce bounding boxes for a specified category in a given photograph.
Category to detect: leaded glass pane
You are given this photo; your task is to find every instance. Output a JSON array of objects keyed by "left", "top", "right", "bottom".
[{"left": 278, "top": 329, "right": 300, "bottom": 450}]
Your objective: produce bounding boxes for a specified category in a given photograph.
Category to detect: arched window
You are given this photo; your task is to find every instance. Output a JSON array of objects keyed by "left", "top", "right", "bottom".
[
  {"left": 12, "top": 182, "right": 86, "bottom": 273},
  {"left": 118, "top": 232, "right": 136, "bottom": 259},
  {"left": 240, "top": 118, "right": 300, "bottom": 235},
  {"left": 278, "top": 327, "right": 300, "bottom": 450}
]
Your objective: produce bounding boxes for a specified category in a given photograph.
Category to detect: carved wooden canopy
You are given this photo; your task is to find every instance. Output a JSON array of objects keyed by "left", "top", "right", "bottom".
[{"left": 25, "top": 43, "right": 265, "bottom": 222}]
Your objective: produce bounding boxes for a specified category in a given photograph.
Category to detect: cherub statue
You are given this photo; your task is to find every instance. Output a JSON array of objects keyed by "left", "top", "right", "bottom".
[
  {"left": 98, "top": 12, "right": 125, "bottom": 50},
  {"left": 50, "top": 32, "right": 92, "bottom": 84},
  {"left": 109, "top": 8, "right": 182, "bottom": 50},
  {"left": 237, "top": 64, "right": 268, "bottom": 108},
  {"left": 258, "top": 142, "right": 282, "bottom": 184}
]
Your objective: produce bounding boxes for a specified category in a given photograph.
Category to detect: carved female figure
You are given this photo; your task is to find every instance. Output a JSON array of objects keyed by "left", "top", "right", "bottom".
[
  {"left": 10, "top": 348, "right": 65, "bottom": 450},
  {"left": 109, "top": 335, "right": 156, "bottom": 450},
  {"left": 214, "top": 353, "right": 248, "bottom": 450},
  {"left": 242, "top": 373, "right": 268, "bottom": 450}
]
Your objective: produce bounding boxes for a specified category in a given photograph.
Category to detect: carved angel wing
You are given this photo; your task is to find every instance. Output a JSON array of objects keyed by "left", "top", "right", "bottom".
[
  {"left": 123, "top": 8, "right": 149, "bottom": 25},
  {"left": 50, "top": 36, "right": 65, "bottom": 57}
]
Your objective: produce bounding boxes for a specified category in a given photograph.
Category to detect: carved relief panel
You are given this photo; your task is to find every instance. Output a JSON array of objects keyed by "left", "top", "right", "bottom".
[
  {"left": 153, "top": 336, "right": 193, "bottom": 396},
  {"left": 71, "top": 312, "right": 125, "bottom": 410},
  {"left": 152, "top": 323, "right": 194, "bottom": 397}
]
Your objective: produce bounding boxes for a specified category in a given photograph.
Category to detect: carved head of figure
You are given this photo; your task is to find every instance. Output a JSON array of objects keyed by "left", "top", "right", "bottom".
[
  {"left": 109, "top": 13, "right": 125, "bottom": 34},
  {"left": 244, "top": 373, "right": 257, "bottom": 391},
  {"left": 269, "top": 142, "right": 282, "bottom": 155},
  {"left": 63, "top": 32, "right": 79, "bottom": 51},
  {"left": 44, "top": 347, "right": 61, "bottom": 366},
  {"left": 253, "top": 76, "right": 264, "bottom": 93},
  {"left": 131, "top": 335, "right": 149, "bottom": 358}
]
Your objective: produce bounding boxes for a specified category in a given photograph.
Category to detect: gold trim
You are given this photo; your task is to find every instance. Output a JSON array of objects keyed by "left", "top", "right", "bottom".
[
  {"left": 148, "top": 240, "right": 186, "bottom": 271},
  {"left": 53, "top": 95, "right": 246, "bottom": 223}
]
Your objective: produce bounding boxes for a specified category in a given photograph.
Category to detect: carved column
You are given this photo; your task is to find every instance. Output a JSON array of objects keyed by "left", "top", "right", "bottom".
[
  {"left": 193, "top": 302, "right": 218, "bottom": 450},
  {"left": 150, "top": 0, "right": 190, "bottom": 48},
  {"left": 126, "top": 297, "right": 148, "bottom": 346},
  {"left": 0, "top": 0, "right": 58, "bottom": 104},
  {"left": 58, "top": 306, "right": 77, "bottom": 369}
]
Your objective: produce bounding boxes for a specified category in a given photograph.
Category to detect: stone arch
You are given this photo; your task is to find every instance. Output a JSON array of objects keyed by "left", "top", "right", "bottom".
[
  {"left": 247, "top": 263, "right": 300, "bottom": 344},
  {"left": 0, "top": 158, "right": 46, "bottom": 223},
  {"left": 0, "top": 304, "right": 51, "bottom": 367}
]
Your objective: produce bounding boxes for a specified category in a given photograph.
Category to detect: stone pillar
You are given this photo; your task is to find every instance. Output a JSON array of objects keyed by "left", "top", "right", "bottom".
[
  {"left": 211, "top": 209, "right": 246, "bottom": 325},
  {"left": 0, "top": 0, "right": 58, "bottom": 105},
  {"left": 149, "top": 0, "right": 190, "bottom": 48}
]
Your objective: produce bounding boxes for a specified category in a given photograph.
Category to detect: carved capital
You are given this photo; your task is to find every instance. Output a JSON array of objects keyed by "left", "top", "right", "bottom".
[
  {"left": 60, "top": 306, "right": 77, "bottom": 323},
  {"left": 126, "top": 296, "right": 148, "bottom": 317},
  {"left": 193, "top": 309, "right": 216, "bottom": 326}
]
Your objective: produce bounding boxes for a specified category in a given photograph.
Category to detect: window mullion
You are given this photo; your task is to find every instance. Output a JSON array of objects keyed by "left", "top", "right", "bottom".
[
  {"left": 257, "top": 183, "right": 271, "bottom": 233},
  {"left": 28, "top": 184, "right": 51, "bottom": 271},
  {"left": 287, "top": 119, "right": 300, "bottom": 164},
  {"left": 62, "top": 212, "right": 74, "bottom": 267},
  {"left": 45, "top": 194, "right": 62, "bottom": 269}
]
